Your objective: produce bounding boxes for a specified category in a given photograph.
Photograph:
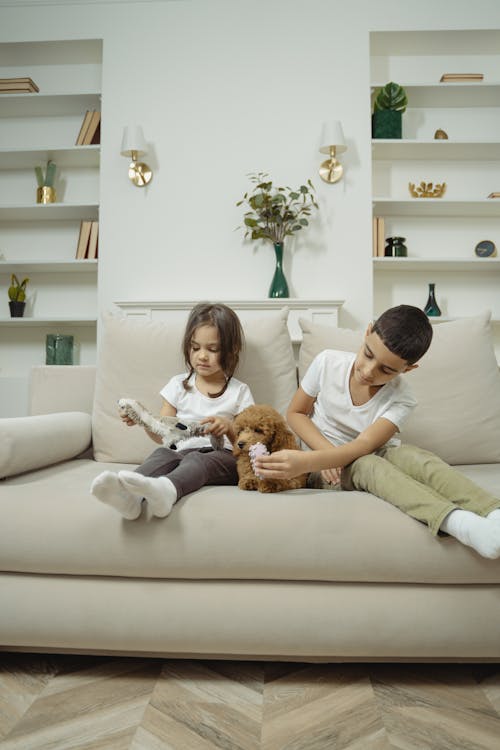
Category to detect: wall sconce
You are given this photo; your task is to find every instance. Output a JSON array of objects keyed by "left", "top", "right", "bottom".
[
  {"left": 318, "top": 120, "right": 347, "bottom": 184},
  {"left": 120, "top": 126, "right": 153, "bottom": 187}
]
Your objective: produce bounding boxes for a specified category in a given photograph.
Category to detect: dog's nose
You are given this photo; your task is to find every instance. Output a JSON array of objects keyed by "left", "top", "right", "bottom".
[{"left": 237, "top": 441, "right": 245, "bottom": 449}]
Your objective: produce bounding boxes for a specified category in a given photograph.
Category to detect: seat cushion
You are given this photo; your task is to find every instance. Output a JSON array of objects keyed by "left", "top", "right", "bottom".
[{"left": 1, "top": 459, "right": 500, "bottom": 584}]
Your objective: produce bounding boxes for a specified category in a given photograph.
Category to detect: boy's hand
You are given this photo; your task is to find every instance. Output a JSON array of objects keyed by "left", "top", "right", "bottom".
[
  {"left": 254, "top": 449, "right": 308, "bottom": 480},
  {"left": 120, "top": 413, "right": 136, "bottom": 427},
  {"left": 201, "top": 416, "right": 231, "bottom": 437},
  {"left": 321, "top": 467, "right": 342, "bottom": 485}
]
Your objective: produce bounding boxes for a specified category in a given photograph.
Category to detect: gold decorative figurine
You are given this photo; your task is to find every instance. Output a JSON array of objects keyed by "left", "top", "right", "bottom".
[{"left": 409, "top": 181, "right": 447, "bottom": 198}]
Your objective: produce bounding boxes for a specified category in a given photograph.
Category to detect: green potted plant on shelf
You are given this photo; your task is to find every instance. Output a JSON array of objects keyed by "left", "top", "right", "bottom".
[
  {"left": 236, "top": 172, "right": 319, "bottom": 298},
  {"left": 34, "top": 160, "right": 57, "bottom": 204},
  {"left": 8, "top": 274, "right": 29, "bottom": 318},
  {"left": 372, "top": 81, "right": 408, "bottom": 139}
]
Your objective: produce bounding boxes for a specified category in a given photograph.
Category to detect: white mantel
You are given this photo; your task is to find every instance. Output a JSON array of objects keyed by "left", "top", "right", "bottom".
[{"left": 113, "top": 299, "right": 344, "bottom": 343}]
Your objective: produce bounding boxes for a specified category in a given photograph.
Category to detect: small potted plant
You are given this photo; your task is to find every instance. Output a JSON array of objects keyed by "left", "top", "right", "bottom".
[
  {"left": 8, "top": 274, "right": 29, "bottom": 317},
  {"left": 372, "top": 81, "right": 408, "bottom": 139},
  {"left": 35, "top": 160, "right": 57, "bottom": 203},
  {"left": 237, "top": 172, "right": 318, "bottom": 298}
]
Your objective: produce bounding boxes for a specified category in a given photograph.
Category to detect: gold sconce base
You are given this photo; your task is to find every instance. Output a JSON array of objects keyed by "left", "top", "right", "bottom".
[
  {"left": 128, "top": 161, "right": 152, "bottom": 187},
  {"left": 319, "top": 158, "right": 343, "bottom": 184}
]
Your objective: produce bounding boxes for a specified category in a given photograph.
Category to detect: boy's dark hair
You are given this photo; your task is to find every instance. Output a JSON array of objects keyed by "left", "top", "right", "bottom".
[
  {"left": 182, "top": 302, "right": 244, "bottom": 397},
  {"left": 372, "top": 304, "right": 433, "bottom": 364}
]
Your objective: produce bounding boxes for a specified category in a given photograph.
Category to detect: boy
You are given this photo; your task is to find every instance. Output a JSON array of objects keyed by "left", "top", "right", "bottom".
[{"left": 255, "top": 305, "right": 500, "bottom": 559}]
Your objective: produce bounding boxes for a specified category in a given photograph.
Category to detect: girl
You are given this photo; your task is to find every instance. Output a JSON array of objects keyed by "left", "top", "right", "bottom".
[{"left": 91, "top": 302, "right": 254, "bottom": 519}]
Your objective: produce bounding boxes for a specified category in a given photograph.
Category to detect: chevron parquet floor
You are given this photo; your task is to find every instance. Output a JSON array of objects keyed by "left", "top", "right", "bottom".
[{"left": 0, "top": 654, "right": 499, "bottom": 749}]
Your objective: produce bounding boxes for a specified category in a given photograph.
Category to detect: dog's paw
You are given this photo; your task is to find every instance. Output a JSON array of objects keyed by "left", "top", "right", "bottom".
[{"left": 249, "top": 442, "right": 269, "bottom": 479}]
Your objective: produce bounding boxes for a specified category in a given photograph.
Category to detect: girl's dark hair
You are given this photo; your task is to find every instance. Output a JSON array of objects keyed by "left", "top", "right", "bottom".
[
  {"left": 182, "top": 302, "right": 244, "bottom": 397},
  {"left": 372, "top": 304, "right": 433, "bottom": 364}
]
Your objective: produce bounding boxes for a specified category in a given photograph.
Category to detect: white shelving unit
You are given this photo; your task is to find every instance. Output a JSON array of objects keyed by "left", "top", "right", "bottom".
[
  {"left": 0, "top": 39, "right": 102, "bottom": 416},
  {"left": 370, "top": 30, "right": 500, "bottom": 357}
]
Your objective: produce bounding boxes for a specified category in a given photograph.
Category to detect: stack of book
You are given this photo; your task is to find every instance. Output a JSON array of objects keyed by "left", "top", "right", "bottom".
[
  {"left": 75, "top": 110, "right": 101, "bottom": 145},
  {"left": 76, "top": 220, "right": 99, "bottom": 259},
  {"left": 439, "top": 73, "right": 484, "bottom": 83},
  {"left": 372, "top": 216, "right": 386, "bottom": 257},
  {"left": 0, "top": 77, "right": 39, "bottom": 93}
]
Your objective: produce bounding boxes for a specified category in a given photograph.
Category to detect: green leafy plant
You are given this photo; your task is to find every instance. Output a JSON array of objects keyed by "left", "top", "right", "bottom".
[
  {"left": 34, "top": 160, "right": 57, "bottom": 188},
  {"left": 373, "top": 81, "right": 408, "bottom": 112},
  {"left": 237, "top": 172, "right": 319, "bottom": 245},
  {"left": 8, "top": 274, "right": 29, "bottom": 302}
]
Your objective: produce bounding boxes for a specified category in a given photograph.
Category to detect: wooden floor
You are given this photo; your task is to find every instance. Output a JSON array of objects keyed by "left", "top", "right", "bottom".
[{"left": 0, "top": 654, "right": 499, "bottom": 749}]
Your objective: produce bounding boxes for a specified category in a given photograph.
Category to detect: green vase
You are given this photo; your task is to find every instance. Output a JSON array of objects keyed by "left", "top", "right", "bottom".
[
  {"left": 268, "top": 243, "right": 289, "bottom": 298},
  {"left": 372, "top": 110, "right": 402, "bottom": 139}
]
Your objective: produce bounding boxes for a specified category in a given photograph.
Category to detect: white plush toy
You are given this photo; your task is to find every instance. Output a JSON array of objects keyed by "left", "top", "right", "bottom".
[{"left": 117, "top": 398, "right": 224, "bottom": 450}]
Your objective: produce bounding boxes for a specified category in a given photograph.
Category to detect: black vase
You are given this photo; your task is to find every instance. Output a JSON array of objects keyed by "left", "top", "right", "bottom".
[
  {"left": 9, "top": 300, "right": 25, "bottom": 318},
  {"left": 424, "top": 283, "right": 441, "bottom": 317}
]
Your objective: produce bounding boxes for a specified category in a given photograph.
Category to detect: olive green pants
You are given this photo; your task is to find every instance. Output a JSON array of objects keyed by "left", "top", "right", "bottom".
[{"left": 341, "top": 444, "right": 500, "bottom": 535}]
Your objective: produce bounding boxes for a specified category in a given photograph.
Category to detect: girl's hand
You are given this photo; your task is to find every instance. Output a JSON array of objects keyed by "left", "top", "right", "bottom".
[
  {"left": 201, "top": 416, "right": 231, "bottom": 437},
  {"left": 254, "top": 449, "right": 308, "bottom": 480},
  {"left": 120, "top": 414, "right": 136, "bottom": 427},
  {"left": 321, "top": 467, "right": 342, "bottom": 486}
]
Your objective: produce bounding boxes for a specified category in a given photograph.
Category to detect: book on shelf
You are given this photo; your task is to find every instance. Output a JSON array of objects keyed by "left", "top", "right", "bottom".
[
  {"left": 75, "top": 110, "right": 93, "bottom": 145},
  {"left": 372, "top": 216, "right": 378, "bottom": 257},
  {"left": 487, "top": 192, "right": 500, "bottom": 199},
  {"left": 0, "top": 76, "right": 39, "bottom": 92},
  {"left": 439, "top": 73, "right": 484, "bottom": 82},
  {"left": 75, "top": 220, "right": 92, "bottom": 259},
  {"left": 87, "top": 221, "right": 99, "bottom": 259},
  {"left": 75, "top": 110, "right": 101, "bottom": 146},
  {"left": 372, "top": 216, "right": 386, "bottom": 257}
]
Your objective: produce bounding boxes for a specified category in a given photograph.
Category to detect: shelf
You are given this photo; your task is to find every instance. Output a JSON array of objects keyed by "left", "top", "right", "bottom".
[
  {"left": 372, "top": 198, "right": 500, "bottom": 217},
  {"left": 0, "top": 146, "right": 100, "bottom": 169},
  {"left": 373, "top": 258, "right": 500, "bottom": 272},
  {"left": 371, "top": 140, "right": 500, "bottom": 161},
  {"left": 0, "top": 203, "right": 99, "bottom": 220},
  {"left": 0, "top": 260, "right": 97, "bottom": 273},
  {"left": 0, "top": 92, "right": 101, "bottom": 117},
  {"left": 371, "top": 83, "right": 500, "bottom": 108},
  {"left": 0, "top": 317, "right": 97, "bottom": 327}
]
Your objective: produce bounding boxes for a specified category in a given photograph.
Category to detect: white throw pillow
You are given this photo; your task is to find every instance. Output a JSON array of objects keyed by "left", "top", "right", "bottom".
[
  {"left": 93, "top": 309, "right": 297, "bottom": 463},
  {"left": 298, "top": 312, "right": 500, "bottom": 465}
]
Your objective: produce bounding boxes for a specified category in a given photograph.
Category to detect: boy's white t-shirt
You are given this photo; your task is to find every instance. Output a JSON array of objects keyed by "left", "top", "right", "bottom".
[
  {"left": 301, "top": 349, "right": 417, "bottom": 449},
  {"left": 160, "top": 372, "right": 254, "bottom": 450}
]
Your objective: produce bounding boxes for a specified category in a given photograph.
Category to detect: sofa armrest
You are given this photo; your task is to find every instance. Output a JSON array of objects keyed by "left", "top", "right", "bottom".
[
  {"left": 29, "top": 366, "right": 96, "bottom": 416},
  {"left": 0, "top": 412, "right": 92, "bottom": 479}
]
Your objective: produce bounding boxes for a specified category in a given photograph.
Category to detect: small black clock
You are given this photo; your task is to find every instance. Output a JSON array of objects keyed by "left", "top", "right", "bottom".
[{"left": 474, "top": 240, "right": 497, "bottom": 258}]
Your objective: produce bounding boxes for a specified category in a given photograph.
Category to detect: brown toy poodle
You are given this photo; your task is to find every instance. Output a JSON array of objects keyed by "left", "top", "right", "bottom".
[{"left": 232, "top": 404, "right": 308, "bottom": 492}]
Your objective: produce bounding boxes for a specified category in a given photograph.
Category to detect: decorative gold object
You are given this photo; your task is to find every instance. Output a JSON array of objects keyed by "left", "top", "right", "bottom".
[
  {"left": 127, "top": 158, "right": 152, "bottom": 187},
  {"left": 36, "top": 186, "right": 56, "bottom": 204},
  {"left": 408, "top": 181, "right": 447, "bottom": 198},
  {"left": 434, "top": 129, "right": 448, "bottom": 139}
]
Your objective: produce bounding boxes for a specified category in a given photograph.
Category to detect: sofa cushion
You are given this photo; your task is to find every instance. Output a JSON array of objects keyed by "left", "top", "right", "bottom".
[
  {"left": 298, "top": 312, "right": 500, "bottom": 465},
  {"left": 0, "top": 412, "right": 91, "bottom": 479},
  {"left": 93, "top": 309, "right": 297, "bottom": 463},
  {"left": 2, "top": 459, "right": 500, "bottom": 584}
]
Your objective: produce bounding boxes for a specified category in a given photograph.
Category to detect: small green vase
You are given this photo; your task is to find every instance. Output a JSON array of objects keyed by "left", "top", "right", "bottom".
[{"left": 268, "top": 243, "right": 289, "bottom": 298}]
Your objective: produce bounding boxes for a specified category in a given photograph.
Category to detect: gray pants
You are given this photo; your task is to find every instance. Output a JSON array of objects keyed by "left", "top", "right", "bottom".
[
  {"left": 135, "top": 446, "right": 238, "bottom": 501},
  {"left": 341, "top": 444, "right": 500, "bottom": 535}
]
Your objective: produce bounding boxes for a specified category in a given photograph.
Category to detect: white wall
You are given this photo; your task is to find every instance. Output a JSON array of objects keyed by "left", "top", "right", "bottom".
[{"left": 2, "top": 0, "right": 500, "bottom": 334}]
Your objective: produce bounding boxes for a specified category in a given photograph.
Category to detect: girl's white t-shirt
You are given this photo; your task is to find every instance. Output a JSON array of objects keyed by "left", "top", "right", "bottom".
[
  {"left": 160, "top": 372, "right": 254, "bottom": 450},
  {"left": 301, "top": 349, "right": 417, "bottom": 448}
]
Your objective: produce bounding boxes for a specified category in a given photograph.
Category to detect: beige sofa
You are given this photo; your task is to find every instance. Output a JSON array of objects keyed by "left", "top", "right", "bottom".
[{"left": 1, "top": 309, "right": 500, "bottom": 662}]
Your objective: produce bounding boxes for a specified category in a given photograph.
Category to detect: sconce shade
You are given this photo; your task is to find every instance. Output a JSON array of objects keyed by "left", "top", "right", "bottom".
[
  {"left": 319, "top": 120, "right": 347, "bottom": 154},
  {"left": 120, "top": 125, "right": 148, "bottom": 157}
]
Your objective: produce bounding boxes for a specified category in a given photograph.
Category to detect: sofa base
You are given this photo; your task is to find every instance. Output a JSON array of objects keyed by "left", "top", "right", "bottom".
[{"left": 2, "top": 573, "right": 499, "bottom": 661}]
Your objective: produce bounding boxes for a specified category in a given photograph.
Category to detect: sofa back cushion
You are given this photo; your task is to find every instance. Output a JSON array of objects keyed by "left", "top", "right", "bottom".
[
  {"left": 298, "top": 312, "right": 500, "bottom": 465},
  {"left": 93, "top": 308, "right": 297, "bottom": 463}
]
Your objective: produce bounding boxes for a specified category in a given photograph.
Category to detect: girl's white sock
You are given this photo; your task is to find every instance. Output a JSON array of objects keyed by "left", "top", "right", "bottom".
[
  {"left": 487, "top": 508, "right": 500, "bottom": 523},
  {"left": 90, "top": 470, "right": 142, "bottom": 520},
  {"left": 440, "top": 509, "right": 500, "bottom": 559},
  {"left": 119, "top": 471, "right": 177, "bottom": 518}
]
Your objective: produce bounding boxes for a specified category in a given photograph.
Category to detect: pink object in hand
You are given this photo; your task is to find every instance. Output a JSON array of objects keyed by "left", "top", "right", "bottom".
[{"left": 249, "top": 442, "right": 269, "bottom": 478}]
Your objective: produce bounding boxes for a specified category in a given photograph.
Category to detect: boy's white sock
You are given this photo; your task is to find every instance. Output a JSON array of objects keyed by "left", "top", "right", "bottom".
[
  {"left": 440, "top": 509, "right": 500, "bottom": 559},
  {"left": 119, "top": 471, "right": 177, "bottom": 518},
  {"left": 487, "top": 508, "right": 500, "bottom": 523},
  {"left": 90, "top": 471, "right": 142, "bottom": 520}
]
